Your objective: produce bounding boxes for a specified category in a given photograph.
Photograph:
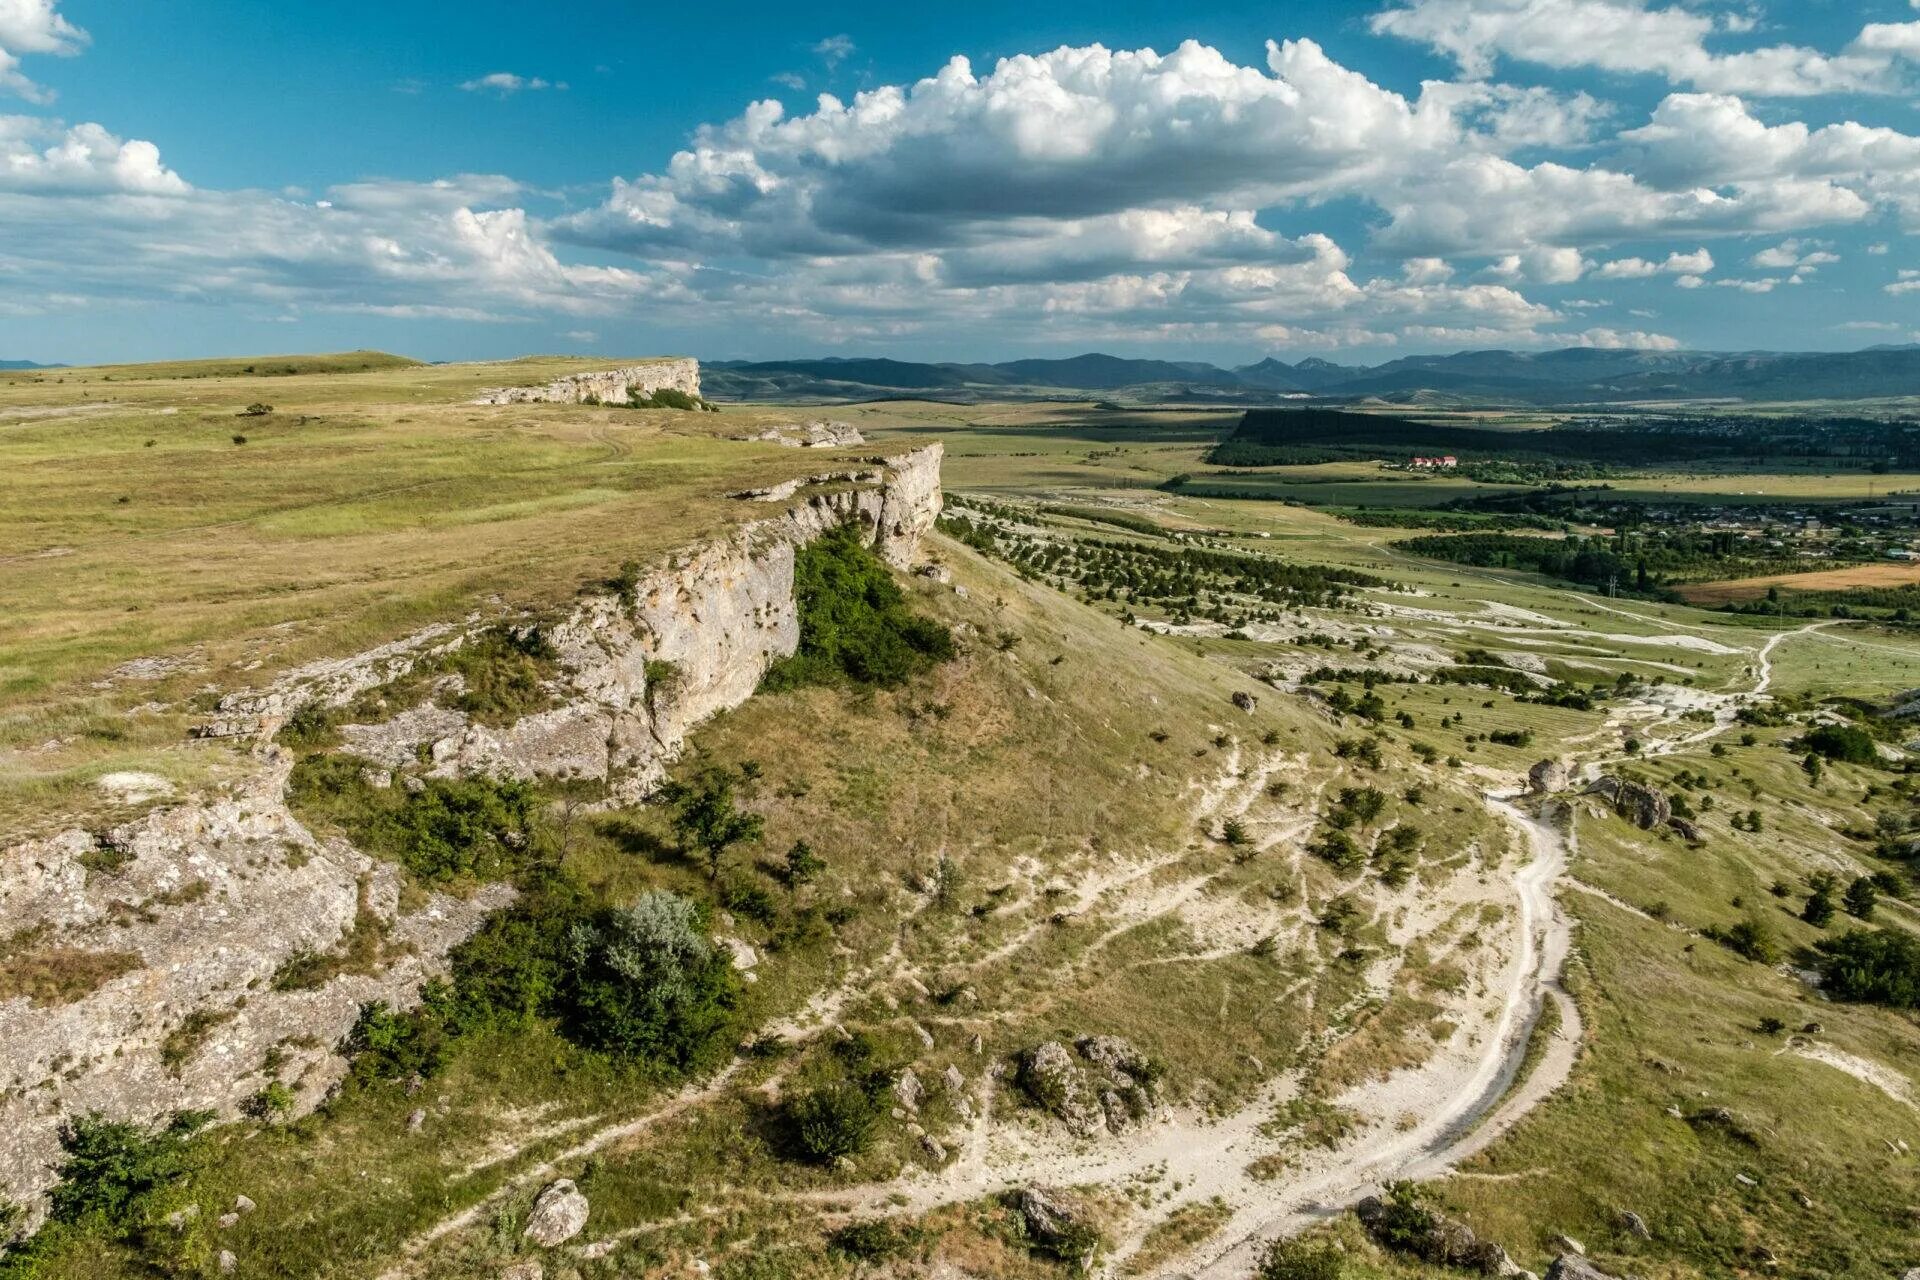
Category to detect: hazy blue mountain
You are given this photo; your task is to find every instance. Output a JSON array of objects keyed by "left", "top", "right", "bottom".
[{"left": 702, "top": 346, "right": 1920, "bottom": 403}]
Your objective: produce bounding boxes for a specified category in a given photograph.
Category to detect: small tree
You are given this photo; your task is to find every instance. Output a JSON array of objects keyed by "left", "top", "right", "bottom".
[
  {"left": 561, "top": 891, "right": 740, "bottom": 1069},
  {"left": 784, "top": 839, "right": 825, "bottom": 891},
  {"left": 664, "top": 768, "right": 765, "bottom": 880},
  {"left": 1844, "top": 875, "right": 1879, "bottom": 920},
  {"left": 1801, "top": 888, "right": 1836, "bottom": 928}
]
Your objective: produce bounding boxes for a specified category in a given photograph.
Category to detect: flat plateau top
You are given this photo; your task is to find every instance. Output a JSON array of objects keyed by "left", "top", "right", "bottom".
[{"left": 0, "top": 355, "right": 914, "bottom": 830}]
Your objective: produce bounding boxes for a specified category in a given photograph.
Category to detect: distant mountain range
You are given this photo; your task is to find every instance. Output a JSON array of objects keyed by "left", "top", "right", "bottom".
[
  {"left": 704, "top": 346, "right": 1920, "bottom": 405},
  {"left": 0, "top": 359, "right": 56, "bottom": 370}
]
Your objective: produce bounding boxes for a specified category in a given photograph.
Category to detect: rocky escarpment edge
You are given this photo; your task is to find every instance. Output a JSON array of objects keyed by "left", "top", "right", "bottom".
[{"left": 0, "top": 444, "right": 942, "bottom": 1213}]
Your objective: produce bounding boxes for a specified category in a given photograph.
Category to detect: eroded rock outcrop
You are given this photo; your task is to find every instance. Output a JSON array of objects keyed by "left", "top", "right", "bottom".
[
  {"left": 1011, "top": 1186, "right": 1099, "bottom": 1267},
  {"left": 1528, "top": 758, "right": 1570, "bottom": 794},
  {"left": 1017, "top": 1035, "right": 1158, "bottom": 1137},
  {"left": 1545, "top": 1256, "right": 1621, "bottom": 1280},
  {"left": 471, "top": 359, "right": 701, "bottom": 407},
  {"left": 1586, "top": 775, "right": 1672, "bottom": 830},
  {"left": 0, "top": 766, "right": 510, "bottom": 1208},
  {"left": 747, "top": 420, "right": 865, "bottom": 449},
  {"left": 1355, "top": 1194, "right": 1526, "bottom": 1277}
]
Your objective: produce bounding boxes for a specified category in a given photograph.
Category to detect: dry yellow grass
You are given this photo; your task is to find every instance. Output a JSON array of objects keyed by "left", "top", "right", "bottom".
[
  {"left": 0, "top": 353, "right": 917, "bottom": 832},
  {"left": 1677, "top": 560, "right": 1920, "bottom": 603}
]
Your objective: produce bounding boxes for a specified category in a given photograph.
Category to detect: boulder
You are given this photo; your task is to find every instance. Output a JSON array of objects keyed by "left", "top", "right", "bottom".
[
  {"left": 1545, "top": 1256, "right": 1622, "bottom": 1280},
  {"left": 1018, "top": 1041, "right": 1106, "bottom": 1136},
  {"left": 896, "top": 1067, "right": 923, "bottom": 1112},
  {"left": 1077, "top": 1035, "right": 1151, "bottom": 1078},
  {"left": 1528, "top": 759, "right": 1570, "bottom": 794},
  {"left": 523, "top": 1179, "right": 590, "bottom": 1248},
  {"left": 1667, "top": 816, "right": 1704, "bottom": 842},
  {"left": 1616, "top": 1209, "right": 1652, "bottom": 1240},
  {"left": 1620, "top": 782, "right": 1671, "bottom": 829},
  {"left": 1012, "top": 1185, "right": 1097, "bottom": 1263},
  {"left": 1232, "top": 691, "right": 1259, "bottom": 714}
]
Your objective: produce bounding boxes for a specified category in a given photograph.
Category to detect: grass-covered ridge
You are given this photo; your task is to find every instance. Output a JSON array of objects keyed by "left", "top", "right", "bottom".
[{"left": 0, "top": 358, "right": 931, "bottom": 834}]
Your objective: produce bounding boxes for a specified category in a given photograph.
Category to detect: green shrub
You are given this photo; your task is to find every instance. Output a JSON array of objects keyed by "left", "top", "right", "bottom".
[
  {"left": 559, "top": 892, "right": 740, "bottom": 1071},
  {"left": 1258, "top": 1238, "right": 1347, "bottom": 1280},
  {"left": 663, "top": 768, "right": 765, "bottom": 880},
  {"left": 1310, "top": 828, "right": 1366, "bottom": 872},
  {"left": 828, "top": 1219, "right": 913, "bottom": 1260},
  {"left": 47, "top": 1112, "right": 211, "bottom": 1227},
  {"left": 1800, "top": 724, "right": 1877, "bottom": 765},
  {"left": 342, "top": 1000, "right": 448, "bottom": 1083},
  {"left": 287, "top": 756, "right": 540, "bottom": 884},
  {"left": 763, "top": 526, "right": 955, "bottom": 691},
  {"left": 1844, "top": 876, "right": 1879, "bottom": 919},
  {"left": 243, "top": 1081, "right": 296, "bottom": 1120},
  {"left": 718, "top": 873, "right": 779, "bottom": 926},
  {"left": 436, "top": 889, "right": 583, "bottom": 1033},
  {"left": 276, "top": 701, "right": 339, "bottom": 750},
  {"left": 1711, "top": 915, "right": 1779, "bottom": 964},
  {"left": 783, "top": 839, "right": 825, "bottom": 889},
  {"left": 1812, "top": 928, "right": 1920, "bottom": 1008},
  {"left": 1366, "top": 1181, "right": 1438, "bottom": 1251},
  {"left": 628, "top": 387, "right": 709, "bottom": 411},
  {"left": 787, "top": 1082, "right": 880, "bottom": 1162}
]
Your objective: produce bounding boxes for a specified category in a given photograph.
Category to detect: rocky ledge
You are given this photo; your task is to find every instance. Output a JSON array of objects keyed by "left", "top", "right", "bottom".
[
  {"left": 471, "top": 358, "right": 702, "bottom": 406},
  {"left": 0, "top": 444, "right": 942, "bottom": 1212}
]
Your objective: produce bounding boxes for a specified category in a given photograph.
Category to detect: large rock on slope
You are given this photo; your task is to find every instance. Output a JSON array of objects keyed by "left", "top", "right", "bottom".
[
  {"left": 523, "top": 1179, "right": 589, "bottom": 1247},
  {"left": 1355, "top": 1195, "right": 1525, "bottom": 1276},
  {"left": 1528, "top": 759, "right": 1570, "bottom": 794},
  {"left": 1546, "top": 1256, "right": 1621, "bottom": 1280},
  {"left": 1017, "top": 1036, "right": 1157, "bottom": 1137},
  {"left": 1584, "top": 775, "right": 1671, "bottom": 829}
]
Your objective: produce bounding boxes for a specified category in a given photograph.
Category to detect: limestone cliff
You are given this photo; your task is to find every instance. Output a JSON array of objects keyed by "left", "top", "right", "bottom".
[
  {"left": 471, "top": 358, "right": 702, "bottom": 406},
  {"left": 0, "top": 444, "right": 941, "bottom": 1211}
]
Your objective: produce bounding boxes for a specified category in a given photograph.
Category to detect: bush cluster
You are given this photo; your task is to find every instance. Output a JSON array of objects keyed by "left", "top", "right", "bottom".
[{"left": 763, "top": 526, "right": 955, "bottom": 691}]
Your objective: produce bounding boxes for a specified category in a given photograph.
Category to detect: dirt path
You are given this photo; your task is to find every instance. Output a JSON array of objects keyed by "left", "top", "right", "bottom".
[{"left": 1173, "top": 794, "right": 1582, "bottom": 1279}]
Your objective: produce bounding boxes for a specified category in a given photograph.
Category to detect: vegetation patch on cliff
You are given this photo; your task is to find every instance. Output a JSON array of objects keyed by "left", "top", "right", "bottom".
[{"left": 763, "top": 524, "right": 954, "bottom": 691}]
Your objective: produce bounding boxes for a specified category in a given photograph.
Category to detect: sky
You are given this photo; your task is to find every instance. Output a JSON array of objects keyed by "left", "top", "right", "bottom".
[{"left": 4, "top": 0, "right": 1920, "bottom": 365}]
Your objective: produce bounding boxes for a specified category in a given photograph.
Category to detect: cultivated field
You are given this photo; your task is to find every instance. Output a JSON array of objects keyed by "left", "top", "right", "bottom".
[{"left": 1679, "top": 560, "right": 1920, "bottom": 603}]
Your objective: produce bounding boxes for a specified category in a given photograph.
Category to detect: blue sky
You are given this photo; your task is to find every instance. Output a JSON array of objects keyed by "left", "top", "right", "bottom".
[{"left": 3, "top": 0, "right": 1920, "bottom": 364}]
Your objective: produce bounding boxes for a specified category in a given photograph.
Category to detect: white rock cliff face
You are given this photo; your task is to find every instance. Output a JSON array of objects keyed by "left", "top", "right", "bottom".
[
  {"left": 0, "top": 443, "right": 942, "bottom": 1212},
  {"left": 471, "top": 358, "right": 702, "bottom": 406}
]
